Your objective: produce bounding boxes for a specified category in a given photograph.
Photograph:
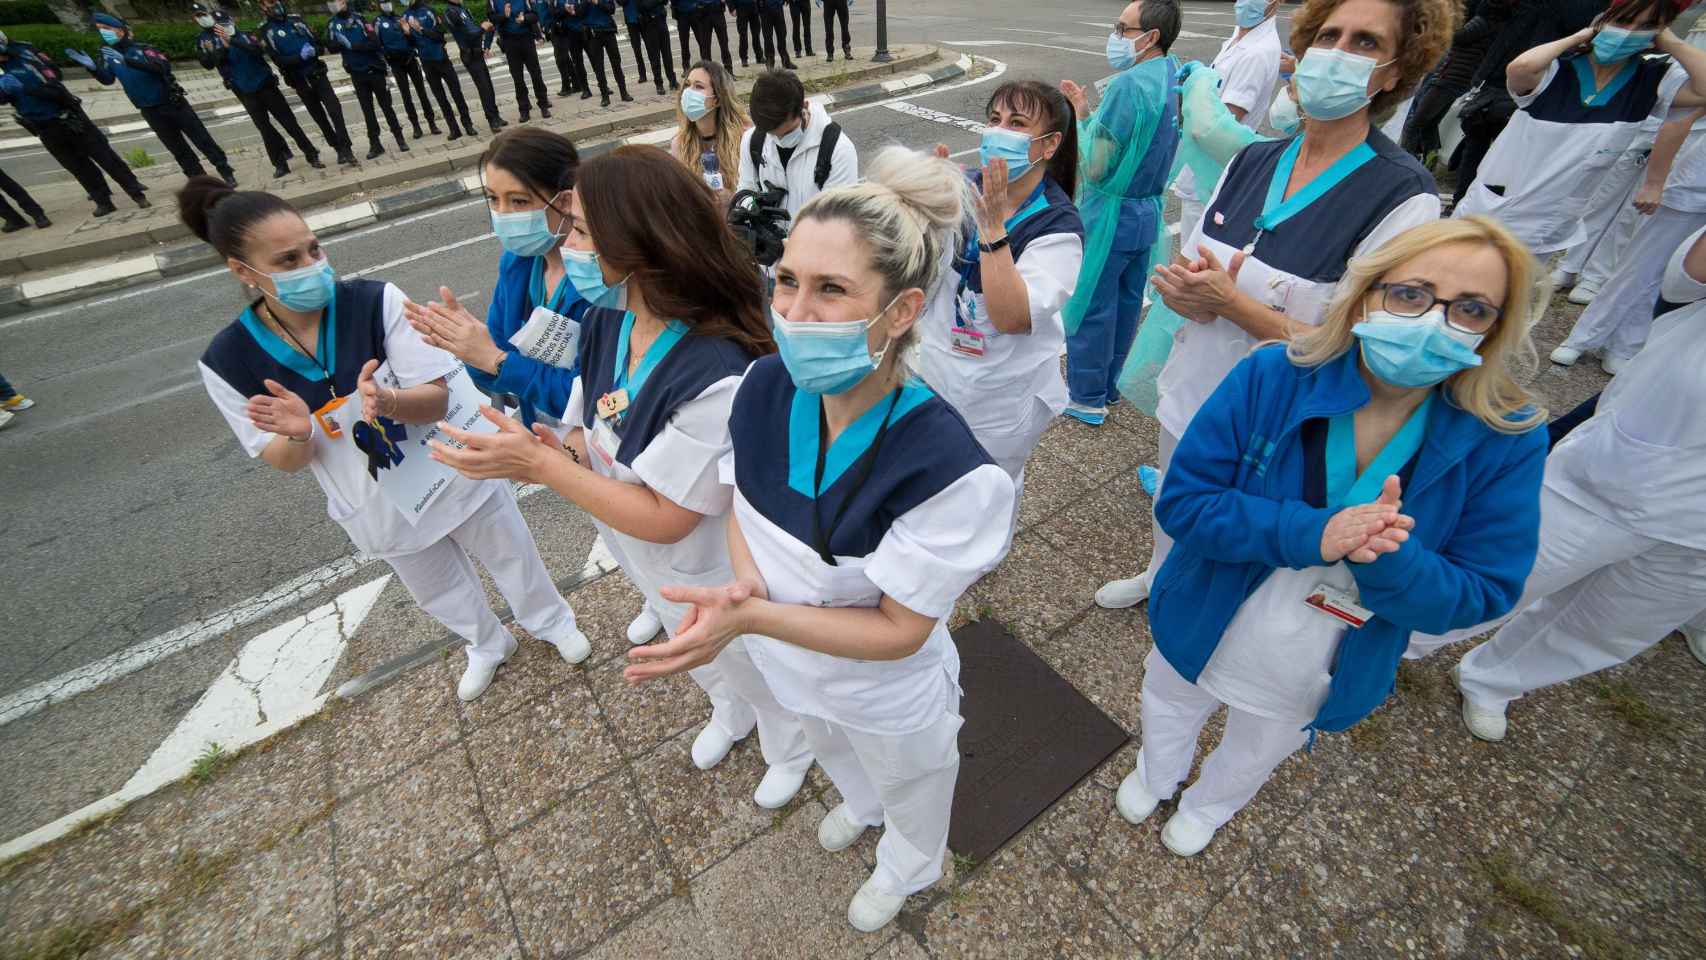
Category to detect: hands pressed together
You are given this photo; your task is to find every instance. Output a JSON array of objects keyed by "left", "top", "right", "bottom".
[
  {"left": 1152, "top": 246, "right": 1246, "bottom": 323},
  {"left": 623, "top": 581, "right": 766, "bottom": 683},
  {"left": 403, "top": 285, "right": 505, "bottom": 375},
  {"left": 1320, "top": 475, "right": 1414, "bottom": 565}
]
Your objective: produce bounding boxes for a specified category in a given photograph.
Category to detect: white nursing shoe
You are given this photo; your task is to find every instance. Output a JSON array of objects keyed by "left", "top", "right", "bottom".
[
  {"left": 1567, "top": 284, "right": 1598, "bottom": 305},
  {"left": 1600, "top": 353, "right": 1626, "bottom": 376},
  {"left": 818, "top": 802, "right": 871, "bottom": 851},
  {"left": 1453, "top": 663, "right": 1508, "bottom": 742},
  {"left": 847, "top": 874, "right": 907, "bottom": 933},
  {"left": 1682, "top": 622, "right": 1706, "bottom": 667},
  {"left": 1550, "top": 268, "right": 1577, "bottom": 290},
  {"left": 1095, "top": 575, "right": 1150, "bottom": 610},
  {"left": 1161, "top": 809, "right": 1217, "bottom": 857},
  {"left": 627, "top": 606, "right": 663, "bottom": 646},
  {"left": 1549, "top": 345, "right": 1582, "bottom": 366},
  {"left": 458, "top": 635, "right": 518, "bottom": 702},
  {"left": 552, "top": 625, "right": 591, "bottom": 665},
  {"left": 1115, "top": 770, "right": 1162, "bottom": 825},
  {"left": 690, "top": 721, "right": 741, "bottom": 770},
  {"left": 753, "top": 765, "right": 808, "bottom": 809}
]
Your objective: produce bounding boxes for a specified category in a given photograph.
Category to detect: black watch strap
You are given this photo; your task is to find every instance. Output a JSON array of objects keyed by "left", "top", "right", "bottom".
[{"left": 978, "top": 234, "right": 1010, "bottom": 254}]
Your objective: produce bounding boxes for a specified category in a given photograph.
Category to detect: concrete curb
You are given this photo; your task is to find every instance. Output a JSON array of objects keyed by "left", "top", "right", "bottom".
[{"left": 0, "top": 48, "right": 968, "bottom": 313}]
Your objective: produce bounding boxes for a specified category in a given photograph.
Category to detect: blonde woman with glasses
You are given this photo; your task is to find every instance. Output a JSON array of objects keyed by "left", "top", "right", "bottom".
[{"left": 1114, "top": 216, "right": 1548, "bottom": 857}]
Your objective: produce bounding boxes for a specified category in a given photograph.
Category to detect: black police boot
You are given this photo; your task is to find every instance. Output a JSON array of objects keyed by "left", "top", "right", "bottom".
[
  {"left": 129, "top": 192, "right": 152, "bottom": 209},
  {"left": 273, "top": 161, "right": 291, "bottom": 177},
  {"left": 33, "top": 213, "right": 51, "bottom": 229},
  {"left": 394, "top": 130, "right": 410, "bottom": 152},
  {"left": 447, "top": 121, "right": 464, "bottom": 141},
  {"left": 306, "top": 153, "right": 326, "bottom": 169},
  {"left": 218, "top": 167, "right": 239, "bottom": 188},
  {"left": 581, "top": 87, "right": 592, "bottom": 100},
  {"left": 601, "top": 92, "right": 611, "bottom": 107},
  {"left": 366, "top": 141, "right": 386, "bottom": 159},
  {"left": 2, "top": 216, "right": 27, "bottom": 233},
  {"left": 338, "top": 149, "right": 359, "bottom": 165},
  {"left": 93, "top": 199, "right": 117, "bottom": 217},
  {"left": 412, "top": 123, "right": 425, "bottom": 139},
  {"left": 540, "top": 102, "right": 551, "bottom": 119},
  {"left": 428, "top": 119, "right": 442, "bottom": 135}
]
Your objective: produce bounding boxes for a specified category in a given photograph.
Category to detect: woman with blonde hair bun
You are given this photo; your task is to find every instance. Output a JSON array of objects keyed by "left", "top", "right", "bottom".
[
  {"left": 1113, "top": 215, "right": 1548, "bottom": 858},
  {"left": 626, "top": 146, "right": 1013, "bottom": 934}
]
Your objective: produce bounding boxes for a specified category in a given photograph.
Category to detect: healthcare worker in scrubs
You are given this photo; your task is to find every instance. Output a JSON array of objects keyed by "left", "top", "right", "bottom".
[
  {"left": 1172, "top": 0, "right": 1284, "bottom": 239},
  {"left": 1055, "top": 0, "right": 1184, "bottom": 426},
  {"left": 408, "top": 127, "right": 589, "bottom": 428},
  {"left": 183, "top": 176, "right": 589, "bottom": 702},
  {"left": 1453, "top": 0, "right": 1706, "bottom": 257},
  {"left": 1445, "top": 226, "right": 1706, "bottom": 742},
  {"left": 429, "top": 146, "right": 814, "bottom": 810},
  {"left": 1122, "top": 216, "right": 1547, "bottom": 856},
  {"left": 918, "top": 79, "right": 1084, "bottom": 512},
  {"left": 1095, "top": 0, "right": 1452, "bottom": 612},
  {"left": 626, "top": 147, "right": 1015, "bottom": 933}
]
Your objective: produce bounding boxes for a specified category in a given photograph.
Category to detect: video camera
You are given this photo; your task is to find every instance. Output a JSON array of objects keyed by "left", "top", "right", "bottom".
[{"left": 727, "top": 184, "right": 790, "bottom": 268}]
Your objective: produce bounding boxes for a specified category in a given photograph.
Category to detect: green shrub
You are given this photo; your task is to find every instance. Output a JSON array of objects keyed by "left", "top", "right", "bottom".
[
  {"left": 0, "top": 1, "right": 57, "bottom": 27},
  {"left": 124, "top": 146, "right": 155, "bottom": 167},
  {"left": 5, "top": 15, "right": 334, "bottom": 63}
]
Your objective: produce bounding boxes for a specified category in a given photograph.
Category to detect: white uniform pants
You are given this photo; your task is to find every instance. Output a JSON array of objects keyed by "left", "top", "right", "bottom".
[
  {"left": 388, "top": 489, "right": 578, "bottom": 668},
  {"left": 1561, "top": 205, "right": 1706, "bottom": 361},
  {"left": 1133, "top": 426, "right": 1179, "bottom": 592},
  {"left": 1558, "top": 148, "right": 1646, "bottom": 285},
  {"left": 800, "top": 697, "right": 963, "bottom": 896},
  {"left": 1455, "top": 490, "right": 1706, "bottom": 709},
  {"left": 1133, "top": 648, "right": 1308, "bottom": 829}
]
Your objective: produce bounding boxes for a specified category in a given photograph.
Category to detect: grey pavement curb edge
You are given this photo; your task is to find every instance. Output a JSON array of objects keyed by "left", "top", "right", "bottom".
[{"left": 0, "top": 50, "right": 970, "bottom": 315}]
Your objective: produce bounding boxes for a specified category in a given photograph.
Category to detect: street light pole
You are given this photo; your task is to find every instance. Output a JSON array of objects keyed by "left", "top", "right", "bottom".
[{"left": 873, "top": 0, "right": 892, "bottom": 62}]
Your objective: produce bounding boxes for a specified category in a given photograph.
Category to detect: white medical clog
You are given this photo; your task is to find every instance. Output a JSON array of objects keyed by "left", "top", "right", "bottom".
[
  {"left": 1160, "top": 809, "right": 1217, "bottom": 857},
  {"left": 627, "top": 606, "right": 663, "bottom": 646},
  {"left": 690, "top": 720, "right": 740, "bottom": 770},
  {"left": 847, "top": 874, "right": 907, "bottom": 933},
  {"left": 817, "top": 802, "right": 870, "bottom": 851},
  {"left": 1095, "top": 576, "right": 1150, "bottom": 609},
  {"left": 1453, "top": 663, "right": 1507, "bottom": 742},
  {"left": 753, "top": 764, "right": 808, "bottom": 809},
  {"left": 1115, "top": 770, "right": 1161, "bottom": 825},
  {"left": 552, "top": 625, "right": 591, "bottom": 665}
]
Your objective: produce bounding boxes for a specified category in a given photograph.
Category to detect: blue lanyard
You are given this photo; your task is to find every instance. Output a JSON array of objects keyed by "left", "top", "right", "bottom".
[
  {"left": 612, "top": 310, "right": 687, "bottom": 402},
  {"left": 528, "top": 255, "right": 575, "bottom": 315},
  {"left": 1324, "top": 392, "right": 1433, "bottom": 508},
  {"left": 953, "top": 180, "right": 1050, "bottom": 328},
  {"left": 1251, "top": 136, "right": 1377, "bottom": 243}
]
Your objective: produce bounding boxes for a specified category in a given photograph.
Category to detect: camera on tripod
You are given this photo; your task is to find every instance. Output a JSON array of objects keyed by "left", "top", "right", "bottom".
[{"left": 728, "top": 185, "right": 791, "bottom": 268}]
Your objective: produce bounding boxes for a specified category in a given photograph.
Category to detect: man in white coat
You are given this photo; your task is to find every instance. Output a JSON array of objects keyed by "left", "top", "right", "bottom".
[{"left": 736, "top": 67, "right": 858, "bottom": 224}]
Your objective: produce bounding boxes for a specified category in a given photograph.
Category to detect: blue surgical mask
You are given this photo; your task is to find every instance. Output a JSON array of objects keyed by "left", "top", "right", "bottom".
[
  {"left": 681, "top": 87, "right": 711, "bottom": 121},
  {"left": 563, "top": 246, "right": 610, "bottom": 305},
  {"left": 773, "top": 119, "right": 805, "bottom": 149},
  {"left": 772, "top": 295, "right": 900, "bottom": 396},
  {"left": 1352, "top": 310, "right": 1484, "bottom": 389},
  {"left": 1234, "top": 0, "right": 1268, "bottom": 29},
  {"left": 1269, "top": 87, "right": 1301, "bottom": 134},
  {"left": 1106, "top": 31, "right": 1137, "bottom": 70},
  {"left": 490, "top": 206, "right": 562, "bottom": 257},
  {"left": 1592, "top": 26, "right": 1658, "bottom": 64},
  {"left": 978, "top": 127, "right": 1038, "bottom": 179},
  {"left": 1294, "top": 48, "right": 1388, "bottom": 121},
  {"left": 98, "top": 28, "right": 122, "bottom": 44},
  {"left": 255, "top": 258, "right": 337, "bottom": 312}
]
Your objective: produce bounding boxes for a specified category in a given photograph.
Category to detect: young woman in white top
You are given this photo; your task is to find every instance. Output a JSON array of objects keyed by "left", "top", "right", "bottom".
[
  {"left": 625, "top": 147, "right": 1015, "bottom": 933},
  {"left": 184, "top": 176, "right": 588, "bottom": 703}
]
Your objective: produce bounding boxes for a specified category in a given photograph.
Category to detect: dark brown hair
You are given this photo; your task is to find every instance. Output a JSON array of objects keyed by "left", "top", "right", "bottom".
[
  {"left": 576, "top": 146, "right": 773, "bottom": 356},
  {"left": 749, "top": 68, "right": 805, "bottom": 133},
  {"left": 1600, "top": 0, "right": 1688, "bottom": 29},
  {"left": 480, "top": 125, "right": 580, "bottom": 201},
  {"left": 177, "top": 176, "right": 298, "bottom": 260},
  {"left": 986, "top": 80, "right": 1080, "bottom": 200},
  {"left": 1289, "top": 0, "right": 1459, "bottom": 118}
]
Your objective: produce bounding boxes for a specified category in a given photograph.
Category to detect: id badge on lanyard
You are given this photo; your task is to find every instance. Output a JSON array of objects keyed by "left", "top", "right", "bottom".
[
  {"left": 589, "top": 414, "right": 620, "bottom": 468},
  {"left": 313, "top": 394, "right": 348, "bottom": 438}
]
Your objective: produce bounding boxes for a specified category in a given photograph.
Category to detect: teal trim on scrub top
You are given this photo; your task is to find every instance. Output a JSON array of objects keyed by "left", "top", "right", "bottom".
[
  {"left": 528, "top": 255, "right": 578, "bottom": 315},
  {"left": 1571, "top": 55, "right": 1639, "bottom": 107},
  {"left": 238, "top": 297, "right": 339, "bottom": 384},
  {"left": 787, "top": 378, "right": 934, "bottom": 497},
  {"left": 1325, "top": 391, "right": 1434, "bottom": 508},
  {"left": 1255, "top": 135, "right": 1378, "bottom": 235},
  {"left": 954, "top": 181, "right": 1051, "bottom": 328},
  {"left": 611, "top": 310, "right": 689, "bottom": 404}
]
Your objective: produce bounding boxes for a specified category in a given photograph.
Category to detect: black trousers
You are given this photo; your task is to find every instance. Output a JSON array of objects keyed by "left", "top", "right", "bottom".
[
  {"left": 693, "top": 6, "right": 734, "bottom": 70},
  {"left": 0, "top": 167, "right": 45, "bottom": 223},
  {"left": 638, "top": 16, "right": 677, "bottom": 88},
  {"left": 422, "top": 57, "right": 473, "bottom": 130},
  {"left": 733, "top": 6, "right": 760, "bottom": 64},
  {"left": 822, "top": 0, "right": 849, "bottom": 52},
  {"left": 675, "top": 12, "right": 693, "bottom": 72},
  {"left": 551, "top": 29, "right": 588, "bottom": 94},
  {"left": 786, "top": 0, "right": 811, "bottom": 55},
  {"left": 758, "top": 6, "right": 790, "bottom": 66},
  {"left": 237, "top": 82, "right": 320, "bottom": 165},
  {"left": 351, "top": 70, "right": 404, "bottom": 145},
  {"left": 583, "top": 27, "right": 629, "bottom": 97},
  {"left": 139, "top": 100, "right": 229, "bottom": 177},
  {"left": 500, "top": 34, "right": 551, "bottom": 116},
  {"left": 625, "top": 19, "right": 648, "bottom": 80},
  {"left": 387, "top": 55, "right": 438, "bottom": 129},
  {"left": 458, "top": 45, "right": 505, "bottom": 124},
  {"left": 288, "top": 67, "right": 353, "bottom": 152},
  {"left": 34, "top": 114, "right": 147, "bottom": 202},
  {"left": 1401, "top": 78, "right": 1467, "bottom": 158}
]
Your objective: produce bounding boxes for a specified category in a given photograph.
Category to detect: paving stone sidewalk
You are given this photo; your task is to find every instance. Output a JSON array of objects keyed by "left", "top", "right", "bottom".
[{"left": 2, "top": 296, "right": 1702, "bottom": 959}]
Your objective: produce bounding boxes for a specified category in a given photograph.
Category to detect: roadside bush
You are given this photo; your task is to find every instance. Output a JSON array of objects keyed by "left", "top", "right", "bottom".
[
  {"left": 0, "top": 1, "right": 57, "bottom": 27},
  {"left": 5, "top": 14, "right": 333, "bottom": 62}
]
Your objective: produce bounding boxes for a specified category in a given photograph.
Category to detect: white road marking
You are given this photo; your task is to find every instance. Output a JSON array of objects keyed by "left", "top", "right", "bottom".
[
  {"left": 882, "top": 101, "right": 986, "bottom": 133},
  {"left": 947, "top": 39, "right": 1103, "bottom": 57}
]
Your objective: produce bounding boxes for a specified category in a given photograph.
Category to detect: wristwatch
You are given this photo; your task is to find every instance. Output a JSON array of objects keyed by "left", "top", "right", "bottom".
[{"left": 978, "top": 234, "right": 1010, "bottom": 254}]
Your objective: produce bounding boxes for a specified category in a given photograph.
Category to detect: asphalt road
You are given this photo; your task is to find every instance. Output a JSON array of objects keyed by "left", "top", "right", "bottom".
[{"left": 0, "top": 0, "right": 1276, "bottom": 843}]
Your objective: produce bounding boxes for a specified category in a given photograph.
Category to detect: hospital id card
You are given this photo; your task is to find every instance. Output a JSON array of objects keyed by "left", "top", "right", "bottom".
[
  {"left": 1303, "top": 584, "right": 1372, "bottom": 628},
  {"left": 508, "top": 306, "right": 582, "bottom": 369},
  {"left": 589, "top": 416, "right": 620, "bottom": 468},
  {"left": 950, "top": 327, "right": 986, "bottom": 357},
  {"left": 313, "top": 395, "right": 349, "bottom": 439}
]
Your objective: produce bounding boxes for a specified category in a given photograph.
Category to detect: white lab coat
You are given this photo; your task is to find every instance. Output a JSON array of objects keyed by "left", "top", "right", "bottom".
[{"left": 736, "top": 100, "right": 860, "bottom": 222}]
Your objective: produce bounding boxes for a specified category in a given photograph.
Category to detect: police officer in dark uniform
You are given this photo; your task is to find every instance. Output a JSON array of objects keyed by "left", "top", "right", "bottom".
[
  {"left": 631, "top": 0, "right": 676, "bottom": 95},
  {"left": 621, "top": 0, "right": 649, "bottom": 85},
  {"left": 671, "top": 0, "right": 696, "bottom": 79},
  {"left": 488, "top": 0, "right": 551, "bottom": 121},
  {"left": 756, "top": 0, "right": 792, "bottom": 69},
  {"left": 693, "top": 0, "right": 735, "bottom": 74},
  {"left": 0, "top": 29, "right": 61, "bottom": 81},
  {"left": 784, "top": 0, "right": 811, "bottom": 59},
  {"left": 0, "top": 49, "right": 149, "bottom": 217},
  {"left": 582, "top": 0, "right": 634, "bottom": 106},
  {"left": 373, "top": 0, "right": 440, "bottom": 139},
  {"left": 405, "top": 0, "right": 474, "bottom": 137},
  {"left": 69, "top": 13, "right": 236, "bottom": 185},
  {"left": 261, "top": 0, "right": 357, "bottom": 165},
  {"left": 327, "top": 0, "right": 409, "bottom": 158},
  {"left": 446, "top": 0, "right": 507, "bottom": 131},
  {"left": 544, "top": 0, "right": 589, "bottom": 99},
  {"left": 727, "top": 0, "right": 758, "bottom": 69},
  {"left": 193, "top": 3, "right": 324, "bottom": 178}
]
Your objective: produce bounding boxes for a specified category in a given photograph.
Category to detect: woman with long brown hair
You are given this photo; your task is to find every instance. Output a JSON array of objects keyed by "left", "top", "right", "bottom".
[
  {"left": 671, "top": 59, "right": 749, "bottom": 206},
  {"left": 430, "top": 145, "right": 814, "bottom": 810}
]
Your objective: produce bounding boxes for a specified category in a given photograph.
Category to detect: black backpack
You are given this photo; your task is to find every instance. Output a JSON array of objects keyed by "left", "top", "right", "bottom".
[{"left": 748, "top": 119, "right": 841, "bottom": 191}]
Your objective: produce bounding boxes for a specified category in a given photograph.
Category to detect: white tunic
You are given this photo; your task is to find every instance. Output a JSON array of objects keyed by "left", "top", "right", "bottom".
[
  {"left": 1174, "top": 17, "right": 1282, "bottom": 203},
  {"left": 1197, "top": 562, "right": 1357, "bottom": 723}
]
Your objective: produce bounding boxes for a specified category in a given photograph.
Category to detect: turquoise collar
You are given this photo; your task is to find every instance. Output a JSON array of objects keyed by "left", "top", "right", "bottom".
[
  {"left": 1572, "top": 54, "right": 1639, "bottom": 107},
  {"left": 787, "top": 378, "right": 933, "bottom": 498},
  {"left": 1325, "top": 391, "right": 1434, "bottom": 508},
  {"left": 238, "top": 296, "right": 337, "bottom": 383},
  {"left": 612, "top": 311, "right": 688, "bottom": 403}
]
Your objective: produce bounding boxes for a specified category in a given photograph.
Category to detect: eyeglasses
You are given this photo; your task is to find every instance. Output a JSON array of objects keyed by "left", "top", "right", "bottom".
[
  {"left": 1370, "top": 282, "right": 1503, "bottom": 333},
  {"left": 1112, "top": 21, "right": 1145, "bottom": 38}
]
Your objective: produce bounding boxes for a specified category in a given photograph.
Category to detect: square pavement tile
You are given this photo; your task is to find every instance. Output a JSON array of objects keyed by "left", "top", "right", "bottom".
[
  {"left": 178, "top": 718, "right": 332, "bottom": 864},
  {"left": 1032, "top": 488, "right": 1147, "bottom": 586},
  {"left": 465, "top": 678, "right": 622, "bottom": 836},
  {"left": 585, "top": 649, "right": 711, "bottom": 760},
  {"left": 497, "top": 773, "right": 675, "bottom": 959},
  {"left": 969, "top": 533, "right": 1095, "bottom": 645},
  {"left": 920, "top": 832, "right": 1140, "bottom": 959},
  {"left": 445, "top": 626, "right": 591, "bottom": 731},
  {"left": 632, "top": 724, "right": 783, "bottom": 878},
  {"left": 1015, "top": 447, "right": 1098, "bottom": 535},
  {"left": 691, "top": 800, "right": 889, "bottom": 960},
  {"left": 341, "top": 853, "right": 522, "bottom": 959},
  {"left": 334, "top": 746, "right": 488, "bottom": 921},
  {"left": 1032, "top": 605, "right": 1150, "bottom": 733},
  {"left": 1034, "top": 417, "right": 1148, "bottom": 485},
  {"left": 564, "top": 572, "right": 652, "bottom": 667},
  {"left": 1482, "top": 845, "right": 1705, "bottom": 960},
  {"left": 328, "top": 662, "right": 463, "bottom": 800},
  {"left": 169, "top": 820, "right": 336, "bottom": 960},
  {"left": 581, "top": 895, "right": 719, "bottom": 960}
]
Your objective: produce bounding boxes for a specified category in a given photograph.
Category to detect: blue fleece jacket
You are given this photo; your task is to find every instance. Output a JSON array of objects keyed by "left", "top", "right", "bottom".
[
  {"left": 468, "top": 250, "right": 589, "bottom": 426},
  {"left": 1149, "top": 344, "right": 1547, "bottom": 733}
]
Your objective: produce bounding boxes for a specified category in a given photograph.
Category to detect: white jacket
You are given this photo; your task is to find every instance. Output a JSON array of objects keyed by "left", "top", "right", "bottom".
[{"left": 736, "top": 100, "right": 860, "bottom": 222}]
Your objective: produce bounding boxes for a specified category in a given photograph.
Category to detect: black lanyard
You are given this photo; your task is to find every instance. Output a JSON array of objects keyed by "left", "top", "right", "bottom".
[
  {"left": 265, "top": 302, "right": 337, "bottom": 397},
  {"left": 810, "top": 388, "right": 899, "bottom": 567}
]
